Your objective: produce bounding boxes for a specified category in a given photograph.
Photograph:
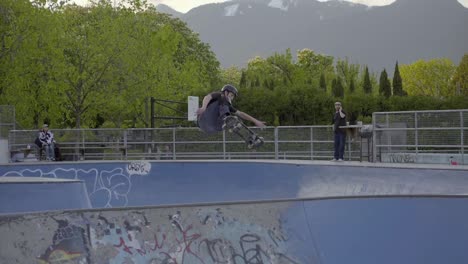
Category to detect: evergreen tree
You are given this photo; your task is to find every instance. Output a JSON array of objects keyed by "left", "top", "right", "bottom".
[
  {"left": 331, "top": 78, "right": 337, "bottom": 96},
  {"left": 379, "top": 69, "right": 391, "bottom": 98},
  {"left": 319, "top": 73, "right": 327, "bottom": 91},
  {"left": 363, "top": 66, "right": 372, "bottom": 94},
  {"left": 332, "top": 77, "right": 344, "bottom": 98},
  {"left": 337, "top": 77, "right": 344, "bottom": 98},
  {"left": 393, "top": 61, "right": 406, "bottom": 96},
  {"left": 254, "top": 76, "right": 260, "bottom": 87},
  {"left": 349, "top": 78, "right": 355, "bottom": 93},
  {"left": 239, "top": 70, "right": 247, "bottom": 88}
]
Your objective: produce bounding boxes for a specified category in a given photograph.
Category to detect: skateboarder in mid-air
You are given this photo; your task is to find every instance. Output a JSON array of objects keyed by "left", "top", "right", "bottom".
[{"left": 197, "top": 85, "right": 266, "bottom": 148}]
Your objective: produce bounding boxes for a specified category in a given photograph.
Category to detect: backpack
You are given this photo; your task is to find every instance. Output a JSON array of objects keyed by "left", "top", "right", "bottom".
[{"left": 34, "top": 137, "right": 43, "bottom": 148}]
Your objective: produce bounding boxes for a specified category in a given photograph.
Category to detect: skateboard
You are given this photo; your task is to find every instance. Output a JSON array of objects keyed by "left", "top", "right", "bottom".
[{"left": 222, "top": 115, "right": 264, "bottom": 149}]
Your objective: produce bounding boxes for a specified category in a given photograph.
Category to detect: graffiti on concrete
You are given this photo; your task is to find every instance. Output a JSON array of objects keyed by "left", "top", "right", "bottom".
[
  {"left": 387, "top": 153, "right": 415, "bottom": 163},
  {"left": 23, "top": 206, "right": 299, "bottom": 263},
  {"left": 0, "top": 161, "right": 151, "bottom": 208},
  {"left": 37, "top": 216, "right": 90, "bottom": 264},
  {"left": 127, "top": 161, "right": 151, "bottom": 175}
]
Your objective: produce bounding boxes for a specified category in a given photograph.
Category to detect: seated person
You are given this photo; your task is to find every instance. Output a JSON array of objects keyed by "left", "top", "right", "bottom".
[{"left": 38, "top": 124, "right": 55, "bottom": 161}]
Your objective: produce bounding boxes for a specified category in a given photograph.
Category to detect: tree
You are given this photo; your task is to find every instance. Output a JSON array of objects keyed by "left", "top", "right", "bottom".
[
  {"left": 349, "top": 78, "right": 355, "bottom": 93},
  {"left": 452, "top": 54, "right": 468, "bottom": 96},
  {"left": 297, "top": 49, "right": 334, "bottom": 78},
  {"left": 399, "top": 58, "right": 456, "bottom": 97},
  {"left": 332, "top": 77, "right": 344, "bottom": 98},
  {"left": 379, "top": 69, "right": 391, "bottom": 98},
  {"left": 319, "top": 73, "right": 327, "bottom": 92},
  {"left": 335, "top": 57, "right": 360, "bottom": 91},
  {"left": 239, "top": 70, "right": 247, "bottom": 88},
  {"left": 0, "top": 0, "right": 65, "bottom": 128},
  {"left": 297, "top": 48, "right": 334, "bottom": 88},
  {"left": 363, "top": 66, "right": 372, "bottom": 94},
  {"left": 392, "top": 61, "right": 406, "bottom": 96},
  {"left": 220, "top": 66, "right": 242, "bottom": 88}
]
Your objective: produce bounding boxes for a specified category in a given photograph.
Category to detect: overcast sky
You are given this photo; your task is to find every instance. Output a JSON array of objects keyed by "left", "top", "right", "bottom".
[{"left": 73, "top": 0, "right": 468, "bottom": 13}]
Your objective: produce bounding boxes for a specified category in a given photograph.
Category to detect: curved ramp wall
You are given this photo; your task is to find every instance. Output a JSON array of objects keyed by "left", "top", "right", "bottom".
[
  {"left": 0, "top": 177, "right": 91, "bottom": 214},
  {"left": 1, "top": 161, "right": 468, "bottom": 210},
  {"left": 0, "top": 196, "right": 467, "bottom": 264}
]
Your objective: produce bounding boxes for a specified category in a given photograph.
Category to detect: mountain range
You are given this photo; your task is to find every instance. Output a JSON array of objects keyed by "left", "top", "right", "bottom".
[{"left": 157, "top": 0, "right": 468, "bottom": 72}]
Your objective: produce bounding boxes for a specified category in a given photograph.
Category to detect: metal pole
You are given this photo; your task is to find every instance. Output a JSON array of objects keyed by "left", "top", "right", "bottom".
[
  {"left": 385, "top": 113, "right": 389, "bottom": 155},
  {"left": 123, "top": 130, "right": 127, "bottom": 160},
  {"left": 372, "top": 112, "right": 376, "bottom": 162},
  {"left": 310, "top": 127, "right": 314, "bottom": 160},
  {"left": 150, "top": 97, "right": 155, "bottom": 128},
  {"left": 172, "top": 128, "right": 176, "bottom": 160},
  {"left": 415, "top": 112, "right": 418, "bottom": 159},
  {"left": 461, "top": 111, "right": 465, "bottom": 165},
  {"left": 274, "top": 127, "right": 279, "bottom": 160},
  {"left": 223, "top": 130, "right": 226, "bottom": 160},
  {"left": 347, "top": 131, "right": 351, "bottom": 161}
]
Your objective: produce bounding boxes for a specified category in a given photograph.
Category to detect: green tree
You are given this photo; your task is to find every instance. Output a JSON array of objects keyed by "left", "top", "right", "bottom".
[
  {"left": 239, "top": 70, "right": 247, "bottom": 88},
  {"left": 0, "top": 0, "right": 65, "bottom": 128},
  {"left": 392, "top": 61, "right": 406, "bottom": 96},
  {"left": 220, "top": 66, "right": 242, "bottom": 88},
  {"left": 452, "top": 54, "right": 468, "bottom": 96},
  {"left": 379, "top": 69, "right": 391, "bottom": 98},
  {"left": 336, "top": 57, "right": 360, "bottom": 91},
  {"left": 349, "top": 78, "right": 355, "bottom": 93},
  {"left": 400, "top": 58, "right": 456, "bottom": 97},
  {"left": 296, "top": 48, "right": 334, "bottom": 88},
  {"left": 363, "top": 66, "right": 372, "bottom": 94},
  {"left": 332, "top": 77, "right": 344, "bottom": 98},
  {"left": 319, "top": 73, "right": 327, "bottom": 92}
]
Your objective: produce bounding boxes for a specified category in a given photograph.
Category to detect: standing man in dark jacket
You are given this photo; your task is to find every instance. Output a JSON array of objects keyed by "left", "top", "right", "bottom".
[{"left": 332, "top": 102, "right": 347, "bottom": 161}]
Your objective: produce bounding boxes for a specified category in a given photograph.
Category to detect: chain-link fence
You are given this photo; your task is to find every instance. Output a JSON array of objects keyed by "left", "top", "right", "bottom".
[
  {"left": 8, "top": 126, "right": 364, "bottom": 162},
  {"left": 373, "top": 110, "right": 467, "bottom": 165},
  {"left": 8, "top": 109, "right": 466, "bottom": 164}
]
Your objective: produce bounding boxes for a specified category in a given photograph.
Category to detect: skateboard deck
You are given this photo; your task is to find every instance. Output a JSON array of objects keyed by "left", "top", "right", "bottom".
[{"left": 223, "top": 116, "right": 264, "bottom": 149}]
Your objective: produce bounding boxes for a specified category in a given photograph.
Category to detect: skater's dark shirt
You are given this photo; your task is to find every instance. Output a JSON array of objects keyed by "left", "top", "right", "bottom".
[{"left": 208, "top": 92, "right": 237, "bottom": 114}]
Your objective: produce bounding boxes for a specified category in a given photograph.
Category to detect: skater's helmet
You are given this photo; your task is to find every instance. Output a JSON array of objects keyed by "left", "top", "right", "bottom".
[{"left": 221, "top": 84, "right": 238, "bottom": 97}]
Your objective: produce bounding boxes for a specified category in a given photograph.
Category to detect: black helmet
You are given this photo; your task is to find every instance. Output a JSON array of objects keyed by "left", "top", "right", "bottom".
[{"left": 221, "top": 84, "right": 238, "bottom": 97}]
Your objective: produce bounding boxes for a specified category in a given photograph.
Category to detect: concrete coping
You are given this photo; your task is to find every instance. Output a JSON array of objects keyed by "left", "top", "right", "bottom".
[
  {"left": 0, "top": 177, "right": 82, "bottom": 184},
  {"left": 2, "top": 159, "right": 467, "bottom": 170}
]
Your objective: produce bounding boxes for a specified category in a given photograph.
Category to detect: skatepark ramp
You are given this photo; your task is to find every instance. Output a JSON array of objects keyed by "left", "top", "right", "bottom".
[
  {"left": 0, "top": 177, "right": 91, "bottom": 214},
  {"left": 0, "top": 160, "right": 468, "bottom": 212},
  {"left": 0, "top": 160, "right": 467, "bottom": 263},
  {"left": 0, "top": 195, "right": 467, "bottom": 263}
]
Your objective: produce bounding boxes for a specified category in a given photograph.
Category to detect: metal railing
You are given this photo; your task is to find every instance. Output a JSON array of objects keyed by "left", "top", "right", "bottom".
[
  {"left": 8, "top": 126, "right": 364, "bottom": 162},
  {"left": 373, "top": 110, "right": 467, "bottom": 165},
  {"left": 7, "top": 109, "right": 466, "bottom": 164}
]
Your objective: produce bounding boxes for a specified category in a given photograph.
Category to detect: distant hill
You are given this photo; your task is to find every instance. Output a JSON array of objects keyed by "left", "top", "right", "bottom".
[
  {"left": 156, "top": 4, "right": 182, "bottom": 18},
  {"left": 158, "top": 0, "right": 468, "bottom": 71}
]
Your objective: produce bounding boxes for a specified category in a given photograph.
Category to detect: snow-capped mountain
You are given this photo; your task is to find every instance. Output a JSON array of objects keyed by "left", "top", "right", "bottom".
[{"left": 158, "top": 0, "right": 468, "bottom": 70}]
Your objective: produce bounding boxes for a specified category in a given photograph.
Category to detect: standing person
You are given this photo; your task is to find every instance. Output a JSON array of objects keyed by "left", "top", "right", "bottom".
[
  {"left": 332, "top": 102, "right": 347, "bottom": 161},
  {"left": 197, "top": 84, "right": 265, "bottom": 134},
  {"left": 39, "top": 124, "right": 55, "bottom": 161}
]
